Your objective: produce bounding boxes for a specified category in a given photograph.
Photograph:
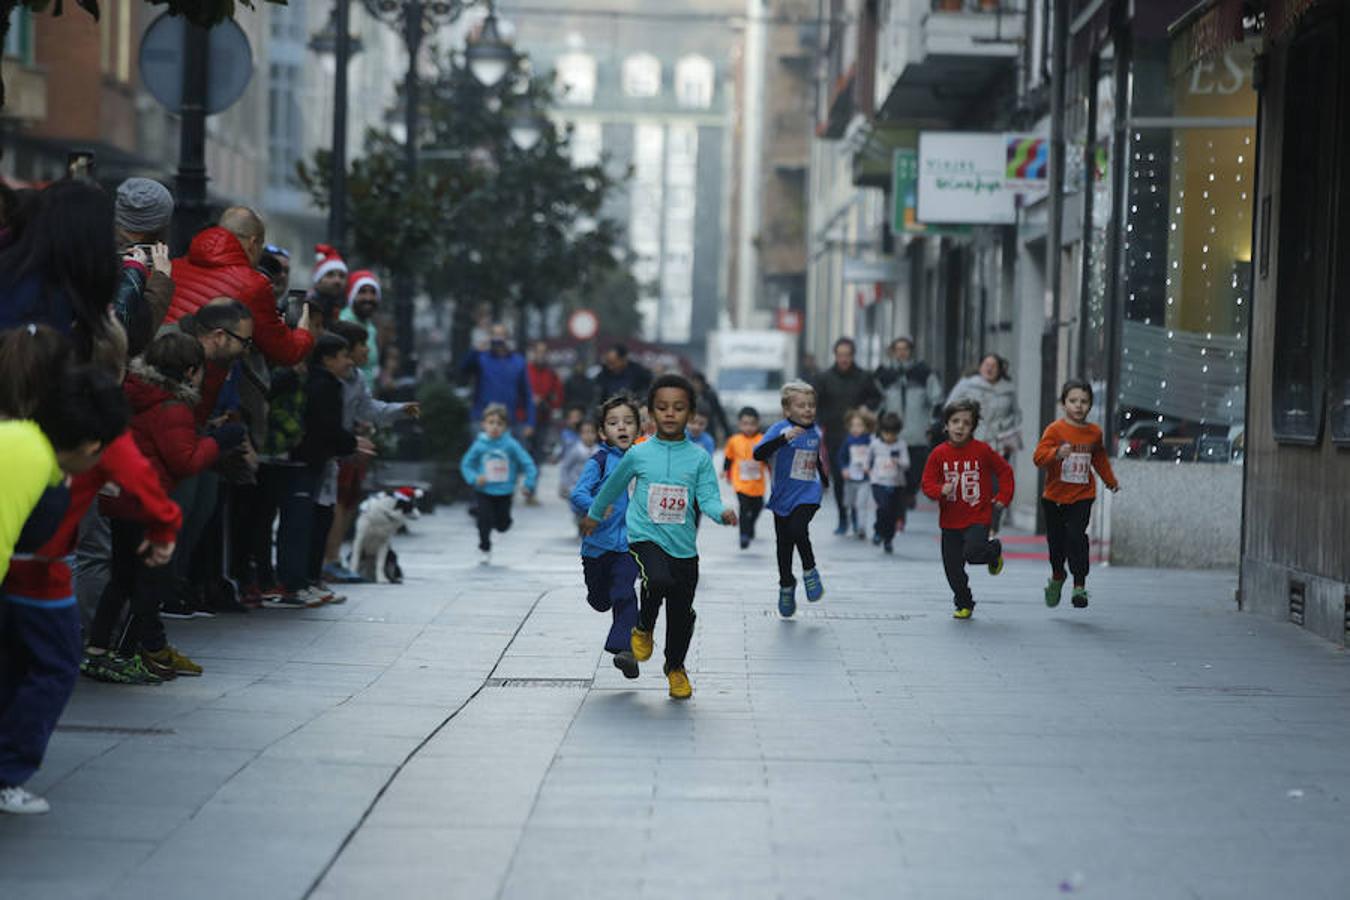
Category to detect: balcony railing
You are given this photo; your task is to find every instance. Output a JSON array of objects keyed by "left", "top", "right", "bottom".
[{"left": 931, "top": 0, "right": 1021, "bottom": 11}]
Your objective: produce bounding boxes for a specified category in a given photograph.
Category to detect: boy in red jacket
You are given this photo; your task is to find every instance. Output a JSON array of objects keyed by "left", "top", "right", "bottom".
[
  {"left": 85, "top": 332, "right": 245, "bottom": 682},
  {"left": 922, "top": 398, "right": 1014, "bottom": 620}
]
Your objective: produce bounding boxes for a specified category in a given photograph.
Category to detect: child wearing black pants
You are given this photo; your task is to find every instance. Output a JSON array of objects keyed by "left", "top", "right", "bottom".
[
  {"left": 866, "top": 413, "right": 910, "bottom": 553},
  {"left": 921, "top": 399, "right": 1014, "bottom": 619},
  {"left": 459, "top": 403, "right": 539, "bottom": 565}
]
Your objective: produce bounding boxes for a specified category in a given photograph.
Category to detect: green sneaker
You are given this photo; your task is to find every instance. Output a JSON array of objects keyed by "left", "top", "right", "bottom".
[
  {"left": 1045, "top": 578, "right": 1064, "bottom": 608},
  {"left": 987, "top": 555, "right": 1004, "bottom": 576},
  {"left": 1071, "top": 587, "right": 1090, "bottom": 609},
  {"left": 80, "top": 653, "right": 164, "bottom": 685}
]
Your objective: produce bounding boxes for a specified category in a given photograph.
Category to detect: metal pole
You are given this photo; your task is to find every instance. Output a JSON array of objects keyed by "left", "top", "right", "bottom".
[
  {"left": 398, "top": 0, "right": 423, "bottom": 375},
  {"left": 1045, "top": 0, "right": 1068, "bottom": 380},
  {"left": 173, "top": 22, "right": 211, "bottom": 255},
  {"left": 328, "top": 0, "right": 352, "bottom": 249}
]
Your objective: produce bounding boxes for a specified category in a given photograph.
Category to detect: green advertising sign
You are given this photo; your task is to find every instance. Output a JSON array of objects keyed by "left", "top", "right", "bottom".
[{"left": 892, "top": 148, "right": 969, "bottom": 236}]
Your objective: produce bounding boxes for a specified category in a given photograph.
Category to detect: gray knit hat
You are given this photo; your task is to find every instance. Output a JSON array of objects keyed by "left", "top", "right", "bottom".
[{"left": 114, "top": 178, "right": 175, "bottom": 234}]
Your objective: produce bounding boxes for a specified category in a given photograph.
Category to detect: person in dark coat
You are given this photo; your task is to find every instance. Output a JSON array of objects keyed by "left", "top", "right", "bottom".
[
  {"left": 812, "top": 337, "right": 880, "bottom": 533},
  {"left": 690, "top": 371, "right": 731, "bottom": 443},
  {"left": 593, "top": 343, "right": 653, "bottom": 400}
]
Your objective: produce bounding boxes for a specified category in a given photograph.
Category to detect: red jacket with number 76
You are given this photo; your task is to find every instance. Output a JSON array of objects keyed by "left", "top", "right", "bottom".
[{"left": 921, "top": 438, "right": 1014, "bottom": 531}]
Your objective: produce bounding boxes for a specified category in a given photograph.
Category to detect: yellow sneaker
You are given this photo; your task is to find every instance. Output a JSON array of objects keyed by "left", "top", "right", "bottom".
[
  {"left": 666, "top": 668, "right": 692, "bottom": 700},
  {"left": 988, "top": 555, "right": 1004, "bottom": 576},
  {"left": 145, "top": 645, "right": 203, "bottom": 677},
  {"left": 630, "top": 628, "right": 654, "bottom": 662},
  {"left": 953, "top": 607, "right": 973, "bottom": 620}
]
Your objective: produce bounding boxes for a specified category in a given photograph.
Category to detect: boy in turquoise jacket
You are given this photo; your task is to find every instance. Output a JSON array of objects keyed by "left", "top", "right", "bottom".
[
  {"left": 460, "top": 403, "right": 538, "bottom": 564},
  {"left": 582, "top": 375, "right": 737, "bottom": 700}
]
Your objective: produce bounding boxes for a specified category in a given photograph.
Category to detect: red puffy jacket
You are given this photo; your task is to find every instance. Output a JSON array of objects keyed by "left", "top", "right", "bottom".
[
  {"left": 168, "top": 226, "right": 314, "bottom": 366},
  {"left": 119, "top": 360, "right": 221, "bottom": 492}
]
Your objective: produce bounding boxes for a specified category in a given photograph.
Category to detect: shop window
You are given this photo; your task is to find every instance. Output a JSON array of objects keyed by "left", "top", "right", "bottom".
[{"left": 1271, "top": 25, "right": 1337, "bottom": 444}]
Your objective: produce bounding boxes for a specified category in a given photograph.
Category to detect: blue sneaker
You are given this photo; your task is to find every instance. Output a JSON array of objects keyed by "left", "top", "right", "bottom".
[
  {"left": 778, "top": 585, "right": 796, "bottom": 618},
  {"left": 833, "top": 522, "right": 848, "bottom": 536},
  {"left": 803, "top": 568, "right": 824, "bottom": 602}
]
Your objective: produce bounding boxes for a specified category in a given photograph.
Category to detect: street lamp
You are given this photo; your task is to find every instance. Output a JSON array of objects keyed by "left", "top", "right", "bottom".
[
  {"left": 353, "top": 0, "right": 519, "bottom": 374},
  {"left": 310, "top": 4, "right": 364, "bottom": 249},
  {"left": 507, "top": 110, "right": 545, "bottom": 152}
]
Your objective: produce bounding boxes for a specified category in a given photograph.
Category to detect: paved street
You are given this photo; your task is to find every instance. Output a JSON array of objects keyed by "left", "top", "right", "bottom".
[{"left": 2, "top": 472, "right": 1349, "bottom": 900}]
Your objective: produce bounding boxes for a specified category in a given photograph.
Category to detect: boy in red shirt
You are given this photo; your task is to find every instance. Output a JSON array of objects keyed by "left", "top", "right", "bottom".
[
  {"left": 921, "top": 398, "right": 1014, "bottom": 619},
  {"left": 1031, "top": 379, "right": 1119, "bottom": 609}
]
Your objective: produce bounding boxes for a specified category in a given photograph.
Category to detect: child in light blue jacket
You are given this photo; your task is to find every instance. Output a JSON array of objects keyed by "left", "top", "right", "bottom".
[
  {"left": 459, "top": 404, "right": 538, "bottom": 564},
  {"left": 569, "top": 395, "right": 642, "bottom": 678}
]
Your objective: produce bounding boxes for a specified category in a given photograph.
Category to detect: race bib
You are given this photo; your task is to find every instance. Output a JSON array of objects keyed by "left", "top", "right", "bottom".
[
  {"left": 848, "top": 445, "right": 869, "bottom": 480},
  {"left": 789, "top": 449, "right": 818, "bottom": 481},
  {"left": 647, "top": 483, "right": 688, "bottom": 524},
  {"left": 484, "top": 457, "right": 511, "bottom": 483},
  {"left": 738, "top": 460, "right": 763, "bottom": 482},
  {"left": 1062, "top": 451, "right": 1092, "bottom": 485}
]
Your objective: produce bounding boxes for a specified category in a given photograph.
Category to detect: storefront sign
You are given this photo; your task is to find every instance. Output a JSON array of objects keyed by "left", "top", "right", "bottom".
[
  {"left": 892, "top": 148, "right": 969, "bottom": 236},
  {"left": 842, "top": 257, "right": 901, "bottom": 283},
  {"left": 1004, "top": 135, "right": 1048, "bottom": 193},
  {"left": 917, "top": 132, "right": 1016, "bottom": 225}
]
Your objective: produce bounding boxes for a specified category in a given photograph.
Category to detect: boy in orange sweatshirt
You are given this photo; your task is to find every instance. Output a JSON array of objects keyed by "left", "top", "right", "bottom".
[
  {"left": 722, "top": 407, "right": 769, "bottom": 550},
  {"left": 1032, "top": 379, "right": 1119, "bottom": 609},
  {"left": 921, "top": 398, "right": 1014, "bottom": 619}
]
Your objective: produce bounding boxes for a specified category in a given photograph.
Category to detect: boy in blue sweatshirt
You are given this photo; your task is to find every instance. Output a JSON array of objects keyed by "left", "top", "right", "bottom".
[
  {"left": 581, "top": 375, "right": 738, "bottom": 699},
  {"left": 836, "top": 408, "right": 875, "bottom": 540},
  {"left": 754, "top": 381, "right": 830, "bottom": 618},
  {"left": 569, "top": 395, "right": 643, "bottom": 679},
  {"left": 459, "top": 403, "right": 538, "bottom": 565}
]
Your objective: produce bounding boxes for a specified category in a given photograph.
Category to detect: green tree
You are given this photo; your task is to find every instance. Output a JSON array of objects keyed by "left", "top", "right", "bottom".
[{"left": 298, "top": 54, "right": 632, "bottom": 362}]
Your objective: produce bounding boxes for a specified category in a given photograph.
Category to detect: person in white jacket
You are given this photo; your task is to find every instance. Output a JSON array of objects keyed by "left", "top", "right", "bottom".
[{"left": 946, "top": 354, "right": 1023, "bottom": 460}]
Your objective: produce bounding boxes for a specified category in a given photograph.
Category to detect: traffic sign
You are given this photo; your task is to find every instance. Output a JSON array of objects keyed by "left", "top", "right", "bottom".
[
  {"left": 139, "top": 14, "right": 253, "bottom": 116},
  {"left": 568, "top": 308, "right": 600, "bottom": 341}
]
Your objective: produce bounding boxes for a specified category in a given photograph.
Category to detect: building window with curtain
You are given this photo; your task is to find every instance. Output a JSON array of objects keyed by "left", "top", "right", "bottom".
[
  {"left": 622, "top": 53, "right": 662, "bottom": 98},
  {"left": 674, "top": 55, "right": 714, "bottom": 109},
  {"left": 556, "top": 52, "right": 597, "bottom": 106}
]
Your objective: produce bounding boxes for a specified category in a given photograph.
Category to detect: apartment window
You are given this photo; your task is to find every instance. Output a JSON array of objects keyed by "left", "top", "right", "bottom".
[
  {"left": 674, "top": 55, "right": 714, "bottom": 109},
  {"left": 622, "top": 53, "right": 661, "bottom": 98},
  {"left": 556, "top": 52, "right": 596, "bottom": 106},
  {"left": 1272, "top": 25, "right": 1337, "bottom": 444},
  {"left": 3, "top": 6, "right": 32, "bottom": 64},
  {"left": 570, "top": 120, "right": 602, "bottom": 167}
]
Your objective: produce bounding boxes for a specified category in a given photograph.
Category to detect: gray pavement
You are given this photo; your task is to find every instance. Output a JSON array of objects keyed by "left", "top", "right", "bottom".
[{"left": 3, "top": 470, "right": 1349, "bottom": 900}]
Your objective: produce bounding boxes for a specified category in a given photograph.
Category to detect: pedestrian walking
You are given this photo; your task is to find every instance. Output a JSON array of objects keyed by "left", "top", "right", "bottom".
[
  {"left": 1032, "top": 380, "right": 1120, "bottom": 610},
  {"left": 721, "top": 407, "right": 769, "bottom": 550},
  {"left": 526, "top": 341, "right": 564, "bottom": 462},
  {"left": 569, "top": 395, "right": 642, "bottom": 679},
  {"left": 866, "top": 412, "right": 910, "bottom": 553},
  {"left": 946, "top": 353, "right": 1022, "bottom": 460},
  {"left": 459, "top": 324, "right": 536, "bottom": 440},
  {"left": 921, "top": 399, "right": 1013, "bottom": 620},
  {"left": 753, "top": 380, "right": 830, "bottom": 618},
  {"left": 836, "top": 408, "right": 875, "bottom": 540},
  {"left": 580, "top": 375, "right": 737, "bottom": 700},
  {"left": 874, "top": 337, "right": 944, "bottom": 512},
  {"left": 812, "top": 337, "right": 879, "bottom": 534},
  {"left": 459, "top": 403, "right": 538, "bottom": 565},
  {"left": 592, "top": 343, "right": 652, "bottom": 401}
]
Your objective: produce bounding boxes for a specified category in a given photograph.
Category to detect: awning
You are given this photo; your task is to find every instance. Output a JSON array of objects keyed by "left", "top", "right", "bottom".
[{"left": 1168, "top": 0, "right": 1248, "bottom": 77}]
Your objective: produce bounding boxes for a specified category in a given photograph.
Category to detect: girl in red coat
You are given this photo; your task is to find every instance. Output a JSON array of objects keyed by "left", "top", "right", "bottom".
[
  {"left": 922, "top": 398, "right": 1014, "bottom": 619},
  {"left": 85, "top": 333, "right": 246, "bottom": 682}
]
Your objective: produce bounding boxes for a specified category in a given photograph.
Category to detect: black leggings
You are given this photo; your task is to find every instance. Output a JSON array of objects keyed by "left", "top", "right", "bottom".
[
  {"left": 773, "top": 504, "right": 819, "bottom": 587},
  {"left": 872, "top": 485, "right": 899, "bottom": 542},
  {"left": 476, "top": 492, "right": 514, "bottom": 550},
  {"left": 737, "top": 494, "right": 764, "bottom": 541},
  {"left": 940, "top": 525, "right": 1002, "bottom": 609},
  {"left": 1042, "top": 497, "right": 1093, "bottom": 585},
  {"left": 630, "top": 541, "right": 699, "bottom": 672},
  {"left": 89, "top": 520, "right": 170, "bottom": 654}
]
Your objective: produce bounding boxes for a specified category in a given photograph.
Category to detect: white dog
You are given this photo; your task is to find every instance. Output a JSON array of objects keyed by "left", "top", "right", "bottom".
[{"left": 350, "top": 489, "right": 421, "bottom": 583}]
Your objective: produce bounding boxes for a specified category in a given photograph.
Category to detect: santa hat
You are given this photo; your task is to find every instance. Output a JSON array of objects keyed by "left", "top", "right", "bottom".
[
  {"left": 312, "top": 243, "right": 348, "bottom": 284},
  {"left": 347, "top": 269, "right": 381, "bottom": 306}
]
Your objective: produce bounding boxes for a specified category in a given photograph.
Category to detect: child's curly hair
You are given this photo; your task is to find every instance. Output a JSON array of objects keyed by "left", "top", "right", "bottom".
[{"left": 595, "top": 393, "right": 642, "bottom": 431}]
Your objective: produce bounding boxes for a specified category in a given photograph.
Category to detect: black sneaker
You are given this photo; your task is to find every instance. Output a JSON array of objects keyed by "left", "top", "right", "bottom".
[
  {"left": 612, "top": 650, "right": 640, "bottom": 680},
  {"left": 160, "top": 596, "right": 197, "bottom": 619}
]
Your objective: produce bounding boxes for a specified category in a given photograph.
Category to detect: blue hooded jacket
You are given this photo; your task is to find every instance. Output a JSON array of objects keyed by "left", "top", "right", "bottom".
[
  {"left": 460, "top": 349, "right": 536, "bottom": 427},
  {"left": 459, "top": 432, "right": 538, "bottom": 497},
  {"left": 569, "top": 443, "right": 628, "bottom": 558}
]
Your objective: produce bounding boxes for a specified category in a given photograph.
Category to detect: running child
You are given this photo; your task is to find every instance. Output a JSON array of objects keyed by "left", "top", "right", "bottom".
[
  {"left": 837, "top": 408, "right": 875, "bottom": 540},
  {"left": 867, "top": 412, "right": 910, "bottom": 554},
  {"left": 753, "top": 381, "right": 829, "bottom": 618},
  {"left": 687, "top": 406, "right": 716, "bottom": 456},
  {"left": 1032, "top": 379, "right": 1119, "bottom": 609},
  {"left": 581, "top": 375, "right": 737, "bottom": 700},
  {"left": 921, "top": 398, "right": 1013, "bottom": 619},
  {"left": 722, "top": 406, "right": 769, "bottom": 550},
  {"left": 569, "top": 395, "right": 642, "bottom": 678},
  {"left": 558, "top": 418, "right": 599, "bottom": 507},
  {"left": 460, "top": 403, "right": 538, "bottom": 565}
]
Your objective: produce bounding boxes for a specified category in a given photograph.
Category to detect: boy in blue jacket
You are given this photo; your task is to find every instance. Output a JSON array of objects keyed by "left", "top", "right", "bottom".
[
  {"left": 754, "top": 380, "right": 830, "bottom": 618},
  {"left": 459, "top": 403, "right": 538, "bottom": 565},
  {"left": 581, "top": 375, "right": 737, "bottom": 700},
  {"left": 569, "top": 395, "right": 643, "bottom": 679}
]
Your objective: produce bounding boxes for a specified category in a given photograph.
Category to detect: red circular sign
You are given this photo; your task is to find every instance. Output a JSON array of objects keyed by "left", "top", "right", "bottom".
[{"left": 568, "top": 308, "right": 599, "bottom": 341}]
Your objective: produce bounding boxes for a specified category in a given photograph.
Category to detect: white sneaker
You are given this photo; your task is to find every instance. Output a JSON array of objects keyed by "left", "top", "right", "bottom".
[
  {"left": 0, "top": 785, "right": 51, "bottom": 815},
  {"left": 298, "top": 586, "right": 327, "bottom": 607},
  {"left": 478, "top": 550, "right": 491, "bottom": 566}
]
